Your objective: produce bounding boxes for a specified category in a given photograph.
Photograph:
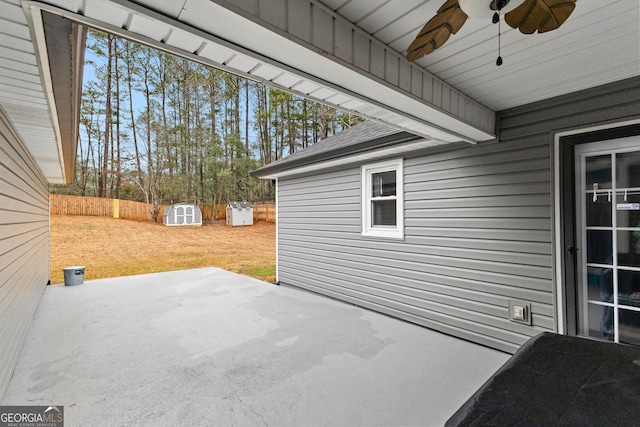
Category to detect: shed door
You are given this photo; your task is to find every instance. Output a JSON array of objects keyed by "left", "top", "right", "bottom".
[
  {"left": 175, "top": 206, "right": 185, "bottom": 225},
  {"left": 574, "top": 137, "right": 640, "bottom": 344}
]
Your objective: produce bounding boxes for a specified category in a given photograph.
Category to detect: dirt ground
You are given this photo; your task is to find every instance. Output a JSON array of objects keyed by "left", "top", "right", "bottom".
[{"left": 50, "top": 215, "right": 276, "bottom": 284}]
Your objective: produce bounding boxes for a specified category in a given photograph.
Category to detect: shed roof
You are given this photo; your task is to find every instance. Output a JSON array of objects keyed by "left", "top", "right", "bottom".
[
  {"left": 251, "top": 121, "right": 418, "bottom": 178},
  {"left": 228, "top": 202, "right": 252, "bottom": 209}
]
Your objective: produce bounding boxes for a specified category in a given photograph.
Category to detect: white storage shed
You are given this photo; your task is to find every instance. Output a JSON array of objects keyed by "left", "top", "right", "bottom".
[
  {"left": 226, "top": 202, "right": 253, "bottom": 226},
  {"left": 163, "top": 203, "right": 202, "bottom": 226}
]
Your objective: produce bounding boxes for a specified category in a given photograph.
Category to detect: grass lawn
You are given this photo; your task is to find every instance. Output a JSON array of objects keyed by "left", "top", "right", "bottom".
[{"left": 50, "top": 215, "right": 276, "bottom": 284}]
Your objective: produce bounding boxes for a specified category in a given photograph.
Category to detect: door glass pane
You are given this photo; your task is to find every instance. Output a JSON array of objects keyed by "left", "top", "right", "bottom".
[
  {"left": 587, "top": 303, "right": 614, "bottom": 341},
  {"left": 616, "top": 193, "right": 640, "bottom": 228},
  {"left": 617, "top": 231, "right": 640, "bottom": 267},
  {"left": 577, "top": 145, "right": 640, "bottom": 344},
  {"left": 616, "top": 151, "right": 640, "bottom": 188},
  {"left": 585, "top": 155, "right": 612, "bottom": 190},
  {"left": 618, "top": 269, "right": 640, "bottom": 304},
  {"left": 586, "top": 230, "right": 613, "bottom": 264},
  {"left": 587, "top": 266, "right": 613, "bottom": 302},
  {"left": 372, "top": 171, "right": 396, "bottom": 197},
  {"left": 586, "top": 197, "right": 611, "bottom": 227},
  {"left": 618, "top": 308, "right": 640, "bottom": 345},
  {"left": 372, "top": 200, "right": 396, "bottom": 226}
]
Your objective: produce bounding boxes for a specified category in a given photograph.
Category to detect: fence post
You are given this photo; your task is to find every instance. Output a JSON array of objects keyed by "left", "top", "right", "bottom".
[{"left": 113, "top": 199, "right": 120, "bottom": 219}]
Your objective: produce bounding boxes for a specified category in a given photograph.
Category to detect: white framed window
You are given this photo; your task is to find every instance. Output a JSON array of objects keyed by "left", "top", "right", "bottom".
[{"left": 361, "top": 158, "right": 404, "bottom": 239}]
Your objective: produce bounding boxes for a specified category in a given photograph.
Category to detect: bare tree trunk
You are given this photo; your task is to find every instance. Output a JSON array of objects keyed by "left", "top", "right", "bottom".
[
  {"left": 142, "top": 49, "right": 155, "bottom": 220},
  {"left": 114, "top": 38, "right": 121, "bottom": 199},
  {"left": 99, "top": 35, "right": 113, "bottom": 198},
  {"left": 245, "top": 80, "right": 250, "bottom": 156},
  {"left": 287, "top": 99, "right": 295, "bottom": 155},
  {"left": 302, "top": 99, "right": 308, "bottom": 149},
  {"left": 126, "top": 41, "right": 143, "bottom": 199}
]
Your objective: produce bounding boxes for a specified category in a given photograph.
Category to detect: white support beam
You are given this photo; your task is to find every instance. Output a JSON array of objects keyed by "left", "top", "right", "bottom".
[
  {"left": 32, "top": 0, "right": 497, "bottom": 143},
  {"left": 198, "top": 0, "right": 496, "bottom": 141}
]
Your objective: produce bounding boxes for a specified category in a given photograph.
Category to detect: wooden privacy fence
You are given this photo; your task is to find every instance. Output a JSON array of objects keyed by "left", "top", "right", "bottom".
[
  {"left": 252, "top": 204, "right": 276, "bottom": 223},
  {"left": 50, "top": 195, "right": 275, "bottom": 223}
]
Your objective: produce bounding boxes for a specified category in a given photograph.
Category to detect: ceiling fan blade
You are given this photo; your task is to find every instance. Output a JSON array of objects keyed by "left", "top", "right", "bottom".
[
  {"left": 407, "top": 0, "right": 468, "bottom": 62},
  {"left": 505, "top": 0, "right": 576, "bottom": 35}
]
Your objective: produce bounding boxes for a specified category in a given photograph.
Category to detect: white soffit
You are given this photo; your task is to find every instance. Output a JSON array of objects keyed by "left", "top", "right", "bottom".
[
  {"left": 260, "top": 138, "right": 449, "bottom": 180},
  {"left": 0, "top": 0, "right": 64, "bottom": 183},
  {"left": 30, "top": 0, "right": 493, "bottom": 144}
]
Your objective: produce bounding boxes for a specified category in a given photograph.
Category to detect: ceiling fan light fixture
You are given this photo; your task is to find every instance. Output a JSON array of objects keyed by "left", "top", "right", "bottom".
[{"left": 458, "top": 0, "right": 526, "bottom": 19}]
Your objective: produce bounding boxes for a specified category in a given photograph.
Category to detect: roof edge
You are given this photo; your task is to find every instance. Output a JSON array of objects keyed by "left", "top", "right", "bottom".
[
  {"left": 251, "top": 130, "right": 421, "bottom": 178},
  {"left": 43, "top": 12, "right": 86, "bottom": 184}
]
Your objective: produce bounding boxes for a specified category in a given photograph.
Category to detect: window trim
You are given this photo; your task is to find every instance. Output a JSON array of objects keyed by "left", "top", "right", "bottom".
[{"left": 361, "top": 158, "right": 404, "bottom": 239}]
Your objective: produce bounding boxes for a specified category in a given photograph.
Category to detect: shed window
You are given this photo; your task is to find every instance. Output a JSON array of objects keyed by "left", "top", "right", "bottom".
[{"left": 362, "top": 158, "right": 404, "bottom": 239}]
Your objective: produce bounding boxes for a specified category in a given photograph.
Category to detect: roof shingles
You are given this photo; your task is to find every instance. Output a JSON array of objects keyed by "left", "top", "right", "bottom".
[{"left": 251, "top": 121, "right": 416, "bottom": 177}]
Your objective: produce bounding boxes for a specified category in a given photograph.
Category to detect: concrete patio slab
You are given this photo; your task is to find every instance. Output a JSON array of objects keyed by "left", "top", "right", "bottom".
[{"left": 3, "top": 268, "right": 509, "bottom": 426}]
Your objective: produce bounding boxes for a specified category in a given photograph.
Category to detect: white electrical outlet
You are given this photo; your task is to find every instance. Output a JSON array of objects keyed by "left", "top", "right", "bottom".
[
  {"left": 514, "top": 305, "right": 525, "bottom": 321},
  {"left": 508, "top": 300, "right": 531, "bottom": 325}
]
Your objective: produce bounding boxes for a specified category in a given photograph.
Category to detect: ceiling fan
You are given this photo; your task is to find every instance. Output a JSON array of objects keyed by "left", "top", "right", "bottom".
[{"left": 406, "top": 0, "right": 577, "bottom": 65}]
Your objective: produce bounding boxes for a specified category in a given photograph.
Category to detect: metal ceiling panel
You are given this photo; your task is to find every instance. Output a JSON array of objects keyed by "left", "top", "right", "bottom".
[
  {"left": 84, "top": 0, "right": 128, "bottom": 28},
  {"left": 225, "top": 54, "right": 260, "bottom": 73},
  {"left": 340, "top": 99, "right": 365, "bottom": 110},
  {"left": 164, "top": 28, "right": 203, "bottom": 53},
  {"left": 136, "top": 0, "right": 186, "bottom": 18},
  {"left": 316, "top": 0, "right": 344, "bottom": 10},
  {"left": 250, "top": 63, "right": 282, "bottom": 81},
  {"left": 326, "top": 93, "right": 350, "bottom": 105},
  {"left": 272, "top": 73, "right": 302, "bottom": 88},
  {"left": 40, "top": 0, "right": 81, "bottom": 12},
  {"left": 333, "top": 0, "right": 388, "bottom": 23},
  {"left": 198, "top": 42, "right": 234, "bottom": 64},
  {"left": 310, "top": 88, "right": 336, "bottom": 100},
  {"left": 2, "top": 101, "right": 60, "bottom": 179},
  {"left": 127, "top": 13, "right": 169, "bottom": 41},
  {"left": 356, "top": 0, "right": 426, "bottom": 35},
  {"left": 291, "top": 80, "right": 320, "bottom": 95}
]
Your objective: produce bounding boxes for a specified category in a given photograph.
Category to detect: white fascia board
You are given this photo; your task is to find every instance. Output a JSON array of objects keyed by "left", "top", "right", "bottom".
[
  {"left": 180, "top": 1, "right": 495, "bottom": 142},
  {"left": 257, "top": 138, "right": 449, "bottom": 180},
  {"left": 22, "top": 1, "right": 66, "bottom": 183},
  {"left": 31, "top": 0, "right": 494, "bottom": 143}
]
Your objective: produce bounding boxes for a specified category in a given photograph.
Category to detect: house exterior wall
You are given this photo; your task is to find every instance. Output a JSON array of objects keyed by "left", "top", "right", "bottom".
[
  {"left": 0, "top": 109, "right": 50, "bottom": 398},
  {"left": 277, "top": 78, "right": 640, "bottom": 354}
]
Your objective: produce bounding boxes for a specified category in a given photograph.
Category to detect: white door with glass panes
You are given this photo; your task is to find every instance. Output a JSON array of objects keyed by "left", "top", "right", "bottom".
[{"left": 576, "top": 136, "right": 640, "bottom": 344}]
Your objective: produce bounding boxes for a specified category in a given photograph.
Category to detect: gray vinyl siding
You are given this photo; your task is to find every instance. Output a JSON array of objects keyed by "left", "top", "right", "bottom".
[
  {"left": 0, "top": 109, "right": 50, "bottom": 398},
  {"left": 277, "top": 78, "right": 640, "bottom": 354},
  {"left": 278, "top": 140, "right": 552, "bottom": 354}
]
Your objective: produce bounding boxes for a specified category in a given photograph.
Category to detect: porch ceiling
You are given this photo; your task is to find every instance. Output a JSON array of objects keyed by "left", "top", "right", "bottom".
[
  {"left": 1, "top": 0, "right": 638, "bottom": 184},
  {"left": 325, "top": 0, "right": 640, "bottom": 111}
]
